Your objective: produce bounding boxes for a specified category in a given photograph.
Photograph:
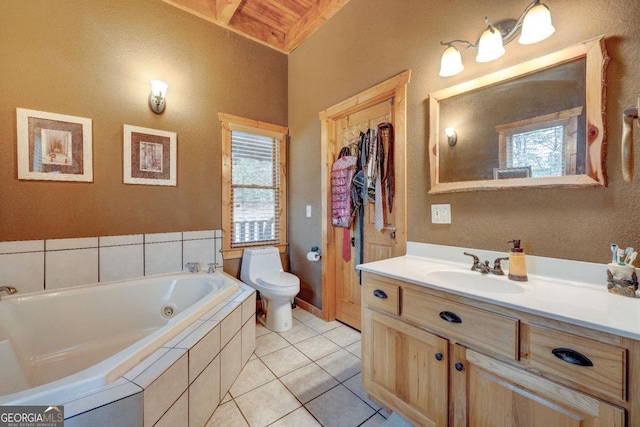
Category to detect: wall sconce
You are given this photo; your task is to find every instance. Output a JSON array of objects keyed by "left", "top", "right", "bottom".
[
  {"left": 149, "top": 80, "right": 168, "bottom": 114},
  {"left": 445, "top": 127, "right": 457, "bottom": 146},
  {"left": 438, "top": 0, "right": 555, "bottom": 77}
]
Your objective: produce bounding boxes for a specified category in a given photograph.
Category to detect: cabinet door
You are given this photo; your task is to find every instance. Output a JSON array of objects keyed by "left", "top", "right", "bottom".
[
  {"left": 362, "top": 309, "right": 448, "bottom": 427},
  {"left": 454, "top": 345, "right": 625, "bottom": 427}
]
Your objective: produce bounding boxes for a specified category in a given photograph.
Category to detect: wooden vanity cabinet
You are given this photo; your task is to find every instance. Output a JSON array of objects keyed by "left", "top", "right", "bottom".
[{"left": 361, "top": 272, "right": 635, "bottom": 427}]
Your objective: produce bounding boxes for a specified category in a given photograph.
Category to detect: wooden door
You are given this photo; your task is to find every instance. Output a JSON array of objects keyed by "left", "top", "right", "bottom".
[
  {"left": 333, "top": 102, "right": 399, "bottom": 330},
  {"left": 320, "top": 70, "right": 410, "bottom": 331},
  {"left": 362, "top": 309, "right": 449, "bottom": 427},
  {"left": 453, "top": 345, "right": 626, "bottom": 427}
]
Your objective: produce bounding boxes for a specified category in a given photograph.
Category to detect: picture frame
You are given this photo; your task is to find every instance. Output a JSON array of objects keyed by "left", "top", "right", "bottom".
[
  {"left": 17, "top": 108, "right": 93, "bottom": 182},
  {"left": 123, "top": 125, "right": 177, "bottom": 186}
]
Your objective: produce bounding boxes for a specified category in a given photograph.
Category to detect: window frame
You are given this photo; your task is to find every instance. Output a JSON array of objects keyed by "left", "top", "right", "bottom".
[
  {"left": 218, "top": 113, "right": 288, "bottom": 260},
  {"left": 496, "top": 106, "right": 583, "bottom": 178}
]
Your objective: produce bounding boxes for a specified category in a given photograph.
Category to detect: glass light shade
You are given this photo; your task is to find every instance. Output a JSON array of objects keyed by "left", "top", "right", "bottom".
[
  {"left": 439, "top": 46, "right": 464, "bottom": 77},
  {"left": 518, "top": 3, "right": 555, "bottom": 44},
  {"left": 476, "top": 27, "right": 505, "bottom": 62},
  {"left": 445, "top": 127, "right": 456, "bottom": 138},
  {"left": 150, "top": 80, "right": 168, "bottom": 97}
]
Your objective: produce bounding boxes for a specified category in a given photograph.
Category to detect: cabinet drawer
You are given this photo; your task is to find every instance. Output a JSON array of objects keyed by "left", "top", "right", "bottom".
[
  {"left": 528, "top": 325, "right": 627, "bottom": 401},
  {"left": 402, "top": 289, "right": 519, "bottom": 360},
  {"left": 364, "top": 277, "right": 400, "bottom": 315}
]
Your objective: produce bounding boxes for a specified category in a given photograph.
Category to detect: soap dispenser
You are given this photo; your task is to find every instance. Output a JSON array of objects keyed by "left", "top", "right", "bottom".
[{"left": 507, "top": 239, "right": 528, "bottom": 282}]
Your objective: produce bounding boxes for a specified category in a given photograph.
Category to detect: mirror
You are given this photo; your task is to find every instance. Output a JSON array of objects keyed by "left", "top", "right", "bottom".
[{"left": 428, "top": 37, "right": 608, "bottom": 194}]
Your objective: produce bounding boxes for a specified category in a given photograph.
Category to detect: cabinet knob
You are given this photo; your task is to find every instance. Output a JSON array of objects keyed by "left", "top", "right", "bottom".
[
  {"left": 435, "top": 353, "right": 443, "bottom": 361},
  {"left": 551, "top": 348, "right": 594, "bottom": 367},
  {"left": 454, "top": 362, "right": 464, "bottom": 372},
  {"left": 439, "top": 311, "right": 462, "bottom": 323},
  {"left": 373, "top": 289, "right": 388, "bottom": 299}
]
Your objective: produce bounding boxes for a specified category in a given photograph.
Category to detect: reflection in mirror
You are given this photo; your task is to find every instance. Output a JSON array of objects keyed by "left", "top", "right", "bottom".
[{"left": 429, "top": 37, "right": 608, "bottom": 194}]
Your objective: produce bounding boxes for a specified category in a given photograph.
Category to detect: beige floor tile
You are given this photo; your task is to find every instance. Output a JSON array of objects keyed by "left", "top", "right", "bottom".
[
  {"left": 316, "top": 349, "right": 361, "bottom": 382},
  {"left": 260, "top": 345, "right": 312, "bottom": 377},
  {"left": 303, "top": 316, "right": 342, "bottom": 334},
  {"left": 344, "top": 341, "right": 362, "bottom": 359},
  {"left": 280, "top": 363, "right": 339, "bottom": 403},
  {"left": 230, "top": 358, "right": 277, "bottom": 398},
  {"left": 235, "top": 380, "right": 301, "bottom": 427},
  {"left": 291, "top": 308, "right": 318, "bottom": 323},
  {"left": 277, "top": 319, "right": 318, "bottom": 344},
  {"left": 322, "top": 325, "right": 361, "bottom": 348},
  {"left": 206, "top": 401, "right": 248, "bottom": 427},
  {"left": 343, "top": 373, "right": 381, "bottom": 411},
  {"left": 269, "top": 407, "right": 322, "bottom": 427},
  {"left": 305, "top": 385, "right": 375, "bottom": 427},
  {"left": 255, "top": 332, "right": 290, "bottom": 357},
  {"left": 294, "top": 335, "right": 341, "bottom": 361},
  {"left": 255, "top": 322, "right": 271, "bottom": 337},
  {"left": 221, "top": 393, "right": 232, "bottom": 404},
  {"left": 359, "top": 413, "right": 387, "bottom": 427}
]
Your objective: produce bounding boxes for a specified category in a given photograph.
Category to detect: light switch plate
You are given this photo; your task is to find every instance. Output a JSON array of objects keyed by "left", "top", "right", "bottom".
[
  {"left": 431, "top": 204, "right": 451, "bottom": 224},
  {"left": 306, "top": 205, "right": 312, "bottom": 218}
]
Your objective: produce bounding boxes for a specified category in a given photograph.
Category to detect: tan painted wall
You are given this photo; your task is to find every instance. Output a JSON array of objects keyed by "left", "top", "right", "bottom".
[
  {"left": 288, "top": 0, "right": 640, "bottom": 308},
  {"left": 0, "top": 0, "right": 287, "bottom": 252}
]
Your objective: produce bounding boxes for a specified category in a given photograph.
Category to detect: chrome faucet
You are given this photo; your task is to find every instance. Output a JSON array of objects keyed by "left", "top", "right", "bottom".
[
  {"left": 464, "top": 252, "right": 507, "bottom": 275},
  {"left": 207, "top": 263, "right": 216, "bottom": 274},
  {"left": 185, "top": 262, "right": 200, "bottom": 273},
  {"left": 0, "top": 286, "right": 17, "bottom": 299},
  {"left": 491, "top": 257, "right": 509, "bottom": 275}
]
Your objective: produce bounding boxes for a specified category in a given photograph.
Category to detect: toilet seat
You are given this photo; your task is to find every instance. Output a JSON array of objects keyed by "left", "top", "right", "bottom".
[{"left": 257, "top": 271, "right": 300, "bottom": 291}]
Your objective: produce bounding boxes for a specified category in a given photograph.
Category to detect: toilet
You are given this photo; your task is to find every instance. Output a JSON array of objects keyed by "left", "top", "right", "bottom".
[{"left": 240, "top": 247, "right": 300, "bottom": 332}]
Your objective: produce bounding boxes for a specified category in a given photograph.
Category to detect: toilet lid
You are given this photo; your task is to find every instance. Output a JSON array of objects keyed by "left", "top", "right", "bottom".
[{"left": 257, "top": 271, "right": 300, "bottom": 288}]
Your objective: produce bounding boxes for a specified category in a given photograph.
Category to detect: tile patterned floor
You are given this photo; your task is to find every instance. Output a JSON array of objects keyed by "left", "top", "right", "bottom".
[{"left": 206, "top": 307, "right": 391, "bottom": 427}]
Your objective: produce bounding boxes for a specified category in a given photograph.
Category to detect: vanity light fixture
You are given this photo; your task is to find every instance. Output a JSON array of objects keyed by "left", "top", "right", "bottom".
[
  {"left": 445, "top": 127, "right": 457, "bottom": 146},
  {"left": 149, "top": 80, "right": 168, "bottom": 114},
  {"left": 438, "top": 0, "right": 555, "bottom": 77}
]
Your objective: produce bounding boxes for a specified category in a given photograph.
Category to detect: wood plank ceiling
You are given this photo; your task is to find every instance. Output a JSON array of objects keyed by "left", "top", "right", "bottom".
[{"left": 161, "top": 0, "right": 350, "bottom": 53}]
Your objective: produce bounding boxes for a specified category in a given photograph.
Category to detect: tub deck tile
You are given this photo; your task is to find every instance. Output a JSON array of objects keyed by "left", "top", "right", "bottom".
[
  {"left": 163, "top": 320, "right": 206, "bottom": 349},
  {"left": 130, "top": 348, "right": 187, "bottom": 389},
  {"left": 174, "top": 319, "right": 219, "bottom": 351},
  {"left": 142, "top": 351, "right": 189, "bottom": 427},
  {"left": 64, "top": 379, "right": 143, "bottom": 419},
  {"left": 123, "top": 348, "right": 171, "bottom": 382}
]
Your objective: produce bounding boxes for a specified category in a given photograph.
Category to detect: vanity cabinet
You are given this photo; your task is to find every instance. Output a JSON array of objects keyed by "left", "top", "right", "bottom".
[{"left": 361, "top": 272, "right": 636, "bottom": 427}]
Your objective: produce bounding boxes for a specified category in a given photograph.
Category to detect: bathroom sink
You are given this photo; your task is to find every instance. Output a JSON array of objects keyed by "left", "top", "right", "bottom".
[{"left": 422, "top": 269, "right": 525, "bottom": 294}]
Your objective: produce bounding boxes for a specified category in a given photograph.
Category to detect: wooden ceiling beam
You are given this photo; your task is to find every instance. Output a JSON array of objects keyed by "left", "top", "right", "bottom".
[
  {"left": 216, "top": 0, "right": 242, "bottom": 24},
  {"left": 284, "top": 0, "right": 350, "bottom": 52}
]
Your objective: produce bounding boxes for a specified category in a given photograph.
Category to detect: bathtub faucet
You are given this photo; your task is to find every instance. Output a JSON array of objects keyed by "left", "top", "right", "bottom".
[
  {"left": 0, "top": 286, "right": 17, "bottom": 299},
  {"left": 185, "top": 262, "right": 200, "bottom": 273},
  {"left": 207, "top": 263, "right": 216, "bottom": 274}
]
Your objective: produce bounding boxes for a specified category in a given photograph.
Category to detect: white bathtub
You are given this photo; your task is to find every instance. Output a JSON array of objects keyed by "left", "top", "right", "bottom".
[{"left": 0, "top": 271, "right": 238, "bottom": 405}]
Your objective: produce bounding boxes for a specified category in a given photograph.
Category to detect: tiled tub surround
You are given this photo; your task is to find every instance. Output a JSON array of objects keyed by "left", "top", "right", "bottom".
[
  {"left": 63, "top": 282, "right": 255, "bottom": 426},
  {"left": 0, "top": 230, "right": 224, "bottom": 295}
]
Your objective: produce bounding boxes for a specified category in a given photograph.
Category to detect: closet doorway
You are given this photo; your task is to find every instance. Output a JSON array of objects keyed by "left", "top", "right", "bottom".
[{"left": 319, "top": 70, "right": 410, "bottom": 330}]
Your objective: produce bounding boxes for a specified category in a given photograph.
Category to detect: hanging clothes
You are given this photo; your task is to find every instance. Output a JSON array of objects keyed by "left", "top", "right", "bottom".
[{"left": 378, "top": 122, "right": 395, "bottom": 213}]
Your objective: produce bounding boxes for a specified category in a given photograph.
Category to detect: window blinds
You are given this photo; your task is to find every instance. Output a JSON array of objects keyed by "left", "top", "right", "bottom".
[{"left": 230, "top": 130, "right": 280, "bottom": 246}]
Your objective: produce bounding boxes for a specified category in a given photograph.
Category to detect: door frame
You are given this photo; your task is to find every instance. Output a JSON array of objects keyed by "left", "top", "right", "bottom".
[{"left": 318, "top": 70, "right": 411, "bottom": 321}]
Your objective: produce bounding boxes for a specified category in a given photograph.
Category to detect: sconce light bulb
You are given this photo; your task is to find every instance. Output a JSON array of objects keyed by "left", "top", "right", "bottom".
[
  {"left": 519, "top": 3, "right": 555, "bottom": 45},
  {"left": 445, "top": 127, "right": 457, "bottom": 146},
  {"left": 439, "top": 45, "right": 464, "bottom": 77},
  {"left": 149, "top": 80, "right": 168, "bottom": 114},
  {"left": 476, "top": 25, "right": 505, "bottom": 62}
]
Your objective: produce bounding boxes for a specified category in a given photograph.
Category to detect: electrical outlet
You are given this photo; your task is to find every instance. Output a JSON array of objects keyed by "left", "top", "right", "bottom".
[{"left": 431, "top": 204, "right": 451, "bottom": 224}]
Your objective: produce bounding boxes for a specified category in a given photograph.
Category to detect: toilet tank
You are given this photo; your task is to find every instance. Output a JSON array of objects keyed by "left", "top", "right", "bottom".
[{"left": 240, "top": 247, "right": 284, "bottom": 285}]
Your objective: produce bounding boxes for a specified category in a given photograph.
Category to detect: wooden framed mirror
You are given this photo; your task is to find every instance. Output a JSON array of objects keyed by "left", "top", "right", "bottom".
[{"left": 428, "top": 36, "right": 608, "bottom": 194}]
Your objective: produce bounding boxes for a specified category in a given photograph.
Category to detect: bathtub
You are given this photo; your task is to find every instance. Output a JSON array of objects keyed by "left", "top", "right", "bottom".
[{"left": 0, "top": 271, "right": 239, "bottom": 406}]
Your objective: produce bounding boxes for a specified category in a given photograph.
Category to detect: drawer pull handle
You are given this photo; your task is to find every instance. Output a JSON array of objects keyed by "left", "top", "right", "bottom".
[
  {"left": 454, "top": 362, "right": 464, "bottom": 371},
  {"left": 439, "top": 311, "right": 462, "bottom": 323},
  {"left": 373, "top": 289, "right": 388, "bottom": 299},
  {"left": 435, "top": 353, "right": 443, "bottom": 361},
  {"left": 551, "top": 348, "right": 594, "bottom": 367}
]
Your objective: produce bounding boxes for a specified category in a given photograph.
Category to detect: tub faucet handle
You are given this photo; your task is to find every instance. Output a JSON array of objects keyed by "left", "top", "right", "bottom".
[
  {"left": 185, "top": 262, "right": 200, "bottom": 273},
  {"left": 207, "top": 263, "right": 216, "bottom": 274},
  {"left": 0, "top": 286, "right": 17, "bottom": 300}
]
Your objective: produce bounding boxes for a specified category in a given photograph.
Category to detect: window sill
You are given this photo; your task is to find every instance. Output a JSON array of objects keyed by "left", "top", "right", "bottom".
[{"left": 221, "top": 243, "right": 288, "bottom": 260}]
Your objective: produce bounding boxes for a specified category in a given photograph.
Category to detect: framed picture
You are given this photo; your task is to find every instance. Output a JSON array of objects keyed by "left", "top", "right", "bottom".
[
  {"left": 124, "top": 125, "right": 177, "bottom": 186},
  {"left": 17, "top": 108, "right": 93, "bottom": 182}
]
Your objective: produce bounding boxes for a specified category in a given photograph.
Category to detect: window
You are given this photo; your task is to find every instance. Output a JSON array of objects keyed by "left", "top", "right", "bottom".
[
  {"left": 496, "top": 107, "right": 583, "bottom": 178},
  {"left": 219, "top": 113, "right": 288, "bottom": 259}
]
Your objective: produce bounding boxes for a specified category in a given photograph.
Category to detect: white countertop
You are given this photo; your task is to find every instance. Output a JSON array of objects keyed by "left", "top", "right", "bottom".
[{"left": 357, "top": 243, "right": 640, "bottom": 341}]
